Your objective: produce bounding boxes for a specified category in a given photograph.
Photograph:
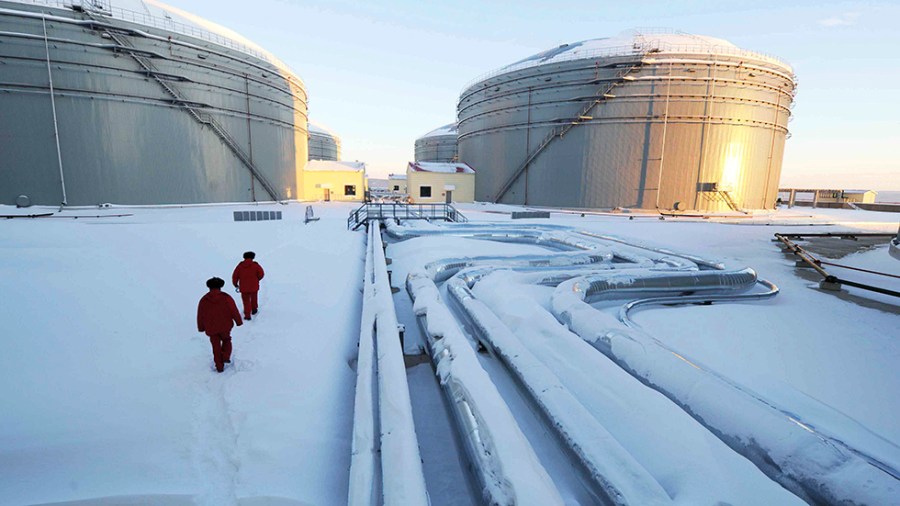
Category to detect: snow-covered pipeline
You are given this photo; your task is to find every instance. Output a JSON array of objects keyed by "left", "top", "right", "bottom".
[
  {"left": 551, "top": 269, "right": 898, "bottom": 505},
  {"left": 445, "top": 266, "right": 672, "bottom": 505},
  {"left": 406, "top": 270, "right": 565, "bottom": 506},
  {"left": 348, "top": 224, "right": 429, "bottom": 506},
  {"left": 390, "top": 221, "right": 899, "bottom": 504}
]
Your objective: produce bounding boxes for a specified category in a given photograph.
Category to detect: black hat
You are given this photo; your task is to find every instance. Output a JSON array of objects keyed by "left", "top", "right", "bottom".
[
  {"left": 206, "top": 277, "right": 225, "bottom": 289},
  {"left": 243, "top": 251, "right": 256, "bottom": 259}
]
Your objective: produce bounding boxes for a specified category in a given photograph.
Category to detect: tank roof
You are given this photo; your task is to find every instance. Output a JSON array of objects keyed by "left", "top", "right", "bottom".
[
  {"left": 308, "top": 120, "right": 339, "bottom": 138},
  {"left": 306, "top": 160, "right": 364, "bottom": 172},
  {"left": 419, "top": 123, "right": 458, "bottom": 139},
  {"left": 408, "top": 161, "right": 474, "bottom": 174},
  {"left": 7, "top": 0, "right": 302, "bottom": 80},
  {"left": 468, "top": 29, "right": 792, "bottom": 90}
]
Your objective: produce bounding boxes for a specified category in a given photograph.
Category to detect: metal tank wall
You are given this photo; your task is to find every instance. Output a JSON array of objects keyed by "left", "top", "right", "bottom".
[
  {"left": 414, "top": 123, "right": 458, "bottom": 163},
  {"left": 0, "top": 1, "right": 308, "bottom": 206},
  {"left": 458, "top": 46, "right": 795, "bottom": 211},
  {"left": 308, "top": 127, "right": 341, "bottom": 161}
]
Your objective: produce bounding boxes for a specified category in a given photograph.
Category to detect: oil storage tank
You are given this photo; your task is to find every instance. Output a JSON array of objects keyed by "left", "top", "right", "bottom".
[
  {"left": 0, "top": 0, "right": 308, "bottom": 206},
  {"left": 458, "top": 30, "right": 796, "bottom": 211},
  {"left": 414, "top": 122, "right": 458, "bottom": 163},
  {"left": 307, "top": 121, "right": 341, "bottom": 161}
]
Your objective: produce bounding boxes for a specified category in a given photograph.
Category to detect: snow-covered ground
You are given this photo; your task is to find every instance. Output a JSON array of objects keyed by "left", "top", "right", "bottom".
[
  {"left": 1, "top": 203, "right": 363, "bottom": 505},
  {"left": 1, "top": 201, "right": 897, "bottom": 505}
]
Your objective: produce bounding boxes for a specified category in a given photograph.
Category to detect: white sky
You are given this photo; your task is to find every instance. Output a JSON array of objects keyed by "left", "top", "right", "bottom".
[{"left": 162, "top": 0, "right": 899, "bottom": 190}]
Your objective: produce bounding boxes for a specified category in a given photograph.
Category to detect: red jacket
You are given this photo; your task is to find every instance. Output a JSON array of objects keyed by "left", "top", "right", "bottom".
[
  {"left": 197, "top": 289, "right": 242, "bottom": 336},
  {"left": 232, "top": 259, "right": 265, "bottom": 292}
]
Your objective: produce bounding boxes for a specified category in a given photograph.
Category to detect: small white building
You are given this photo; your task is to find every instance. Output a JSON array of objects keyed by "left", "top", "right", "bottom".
[
  {"left": 778, "top": 188, "right": 878, "bottom": 207},
  {"left": 837, "top": 190, "right": 877, "bottom": 204},
  {"left": 303, "top": 160, "right": 366, "bottom": 202},
  {"left": 406, "top": 161, "right": 475, "bottom": 203},
  {"left": 388, "top": 173, "right": 407, "bottom": 194}
]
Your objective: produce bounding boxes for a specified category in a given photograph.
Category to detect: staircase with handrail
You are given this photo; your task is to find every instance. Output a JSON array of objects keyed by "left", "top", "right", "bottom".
[
  {"left": 82, "top": 11, "right": 282, "bottom": 201},
  {"left": 492, "top": 60, "right": 645, "bottom": 203}
]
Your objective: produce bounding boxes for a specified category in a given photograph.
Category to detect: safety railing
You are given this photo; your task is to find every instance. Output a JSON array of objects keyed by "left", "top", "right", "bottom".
[
  {"left": 348, "top": 203, "right": 468, "bottom": 230},
  {"left": 460, "top": 37, "right": 793, "bottom": 95},
  {"left": 14, "top": 0, "right": 277, "bottom": 64}
]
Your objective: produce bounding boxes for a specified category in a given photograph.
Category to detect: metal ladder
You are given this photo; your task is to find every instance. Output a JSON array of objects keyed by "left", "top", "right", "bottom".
[
  {"left": 717, "top": 190, "right": 747, "bottom": 213},
  {"left": 82, "top": 11, "right": 281, "bottom": 201},
  {"left": 492, "top": 60, "right": 644, "bottom": 203}
]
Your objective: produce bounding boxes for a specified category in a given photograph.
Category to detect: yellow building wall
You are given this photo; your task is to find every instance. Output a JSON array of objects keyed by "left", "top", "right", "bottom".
[
  {"left": 389, "top": 177, "right": 407, "bottom": 193},
  {"left": 406, "top": 171, "right": 475, "bottom": 203},
  {"left": 302, "top": 171, "right": 366, "bottom": 201},
  {"left": 845, "top": 192, "right": 877, "bottom": 203}
]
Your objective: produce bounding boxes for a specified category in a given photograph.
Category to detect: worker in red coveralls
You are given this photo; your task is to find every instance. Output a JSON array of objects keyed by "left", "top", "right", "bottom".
[
  {"left": 232, "top": 251, "right": 265, "bottom": 321},
  {"left": 197, "top": 277, "right": 243, "bottom": 373}
]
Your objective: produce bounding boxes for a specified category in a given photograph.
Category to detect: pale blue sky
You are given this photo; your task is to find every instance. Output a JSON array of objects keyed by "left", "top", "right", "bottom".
[{"left": 168, "top": 0, "right": 899, "bottom": 189}]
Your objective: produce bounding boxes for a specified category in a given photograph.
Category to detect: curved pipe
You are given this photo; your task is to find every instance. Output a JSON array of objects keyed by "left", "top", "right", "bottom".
[
  {"left": 390, "top": 220, "right": 900, "bottom": 503},
  {"left": 385, "top": 222, "right": 705, "bottom": 271},
  {"left": 446, "top": 272, "right": 671, "bottom": 505},
  {"left": 620, "top": 279, "right": 779, "bottom": 328},
  {"left": 576, "top": 230, "right": 725, "bottom": 270},
  {"left": 551, "top": 275, "right": 898, "bottom": 504},
  {"left": 568, "top": 268, "right": 758, "bottom": 304},
  {"left": 426, "top": 252, "right": 612, "bottom": 282}
]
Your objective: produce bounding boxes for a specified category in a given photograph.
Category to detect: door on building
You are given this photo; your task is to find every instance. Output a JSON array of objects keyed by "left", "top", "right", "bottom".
[
  {"left": 324, "top": 188, "right": 331, "bottom": 201},
  {"left": 445, "top": 190, "right": 453, "bottom": 204}
]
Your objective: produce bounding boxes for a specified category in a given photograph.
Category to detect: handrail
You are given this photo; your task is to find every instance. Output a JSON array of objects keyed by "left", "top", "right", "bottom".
[
  {"left": 460, "top": 39, "right": 793, "bottom": 96},
  {"left": 14, "top": 0, "right": 297, "bottom": 74},
  {"left": 348, "top": 203, "right": 468, "bottom": 230},
  {"left": 79, "top": 8, "right": 281, "bottom": 201}
]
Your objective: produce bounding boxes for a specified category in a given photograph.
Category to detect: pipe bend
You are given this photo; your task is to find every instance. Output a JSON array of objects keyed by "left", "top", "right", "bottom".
[{"left": 565, "top": 267, "right": 758, "bottom": 304}]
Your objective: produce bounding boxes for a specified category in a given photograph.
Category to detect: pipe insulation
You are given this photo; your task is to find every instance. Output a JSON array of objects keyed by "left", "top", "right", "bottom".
[
  {"left": 387, "top": 220, "right": 898, "bottom": 503},
  {"left": 348, "top": 224, "right": 429, "bottom": 505},
  {"left": 406, "top": 270, "right": 565, "bottom": 506},
  {"left": 551, "top": 271, "right": 899, "bottom": 504},
  {"left": 446, "top": 271, "right": 672, "bottom": 505}
]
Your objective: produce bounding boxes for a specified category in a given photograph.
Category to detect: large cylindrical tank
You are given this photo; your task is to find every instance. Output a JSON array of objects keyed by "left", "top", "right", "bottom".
[
  {"left": 414, "top": 122, "right": 458, "bottom": 163},
  {"left": 0, "top": 0, "right": 308, "bottom": 205},
  {"left": 307, "top": 121, "right": 341, "bottom": 161},
  {"left": 458, "top": 31, "right": 796, "bottom": 211}
]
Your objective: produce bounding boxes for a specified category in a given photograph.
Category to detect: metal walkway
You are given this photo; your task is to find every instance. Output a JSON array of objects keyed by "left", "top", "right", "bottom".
[{"left": 347, "top": 203, "right": 468, "bottom": 230}]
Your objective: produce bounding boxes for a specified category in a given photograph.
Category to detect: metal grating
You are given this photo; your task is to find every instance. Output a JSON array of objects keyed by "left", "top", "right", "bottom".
[{"left": 233, "top": 210, "right": 282, "bottom": 222}]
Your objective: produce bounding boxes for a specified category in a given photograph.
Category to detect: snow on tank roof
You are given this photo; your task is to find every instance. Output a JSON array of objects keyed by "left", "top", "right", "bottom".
[
  {"left": 9, "top": 0, "right": 301, "bottom": 79},
  {"left": 467, "top": 29, "right": 792, "bottom": 90},
  {"left": 419, "top": 123, "right": 458, "bottom": 139},
  {"left": 306, "top": 160, "right": 364, "bottom": 172},
  {"left": 408, "top": 161, "right": 474, "bottom": 174},
  {"left": 308, "top": 121, "right": 339, "bottom": 138}
]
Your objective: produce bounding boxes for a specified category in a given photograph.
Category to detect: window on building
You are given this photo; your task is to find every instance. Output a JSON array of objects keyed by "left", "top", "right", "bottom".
[
  {"left": 344, "top": 185, "right": 356, "bottom": 196},
  {"left": 393, "top": 185, "right": 400, "bottom": 191},
  {"left": 419, "top": 186, "right": 432, "bottom": 198}
]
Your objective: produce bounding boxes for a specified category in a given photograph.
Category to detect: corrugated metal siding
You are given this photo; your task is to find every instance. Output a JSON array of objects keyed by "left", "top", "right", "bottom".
[
  {"left": 0, "top": 1, "right": 308, "bottom": 205},
  {"left": 414, "top": 134, "right": 458, "bottom": 163},
  {"left": 308, "top": 132, "right": 341, "bottom": 161},
  {"left": 458, "top": 51, "right": 795, "bottom": 210}
]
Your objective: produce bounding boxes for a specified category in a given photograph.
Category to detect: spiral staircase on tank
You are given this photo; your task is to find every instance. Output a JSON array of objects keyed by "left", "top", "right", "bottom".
[
  {"left": 491, "top": 59, "right": 646, "bottom": 204},
  {"left": 79, "top": 8, "right": 282, "bottom": 201}
]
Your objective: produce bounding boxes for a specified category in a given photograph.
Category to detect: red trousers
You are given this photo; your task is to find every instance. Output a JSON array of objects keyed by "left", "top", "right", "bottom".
[
  {"left": 240, "top": 291, "right": 258, "bottom": 318},
  {"left": 208, "top": 333, "right": 232, "bottom": 372}
]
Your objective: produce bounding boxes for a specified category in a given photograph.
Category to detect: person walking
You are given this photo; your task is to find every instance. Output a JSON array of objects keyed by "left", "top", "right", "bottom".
[
  {"left": 197, "top": 277, "right": 243, "bottom": 373},
  {"left": 232, "top": 251, "right": 265, "bottom": 320}
]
